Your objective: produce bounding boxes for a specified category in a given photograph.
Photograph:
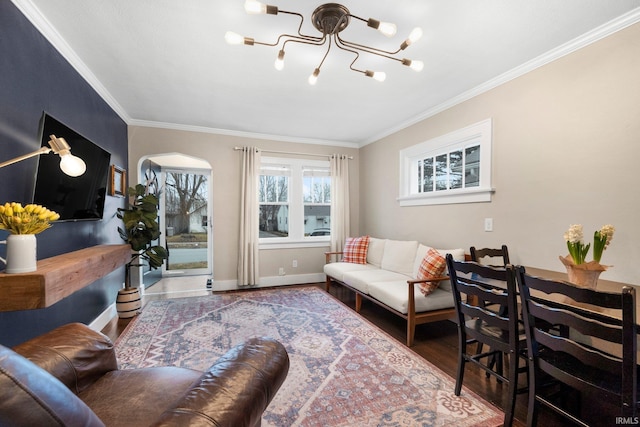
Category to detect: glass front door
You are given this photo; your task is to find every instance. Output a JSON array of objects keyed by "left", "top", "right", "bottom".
[{"left": 160, "top": 169, "right": 212, "bottom": 277}]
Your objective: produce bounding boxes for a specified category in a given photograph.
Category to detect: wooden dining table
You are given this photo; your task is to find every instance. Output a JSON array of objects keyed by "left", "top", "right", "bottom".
[{"left": 523, "top": 266, "right": 640, "bottom": 323}]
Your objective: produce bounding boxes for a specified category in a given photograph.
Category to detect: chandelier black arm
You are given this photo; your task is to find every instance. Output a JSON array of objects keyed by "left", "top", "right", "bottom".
[
  {"left": 277, "top": 10, "right": 324, "bottom": 42},
  {"left": 336, "top": 34, "right": 403, "bottom": 57},
  {"left": 252, "top": 32, "right": 323, "bottom": 48},
  {"left": 335, "top": 39, "right": 366, "bottom": 76},
  {"left": 315, "top": 35, "right": 333, "bottom": 71},
  {"left": 335, "top": 35, "right": 404, "bottom": 64},
  {"left": 281, "top": 34, "right": 327, "bottom": 50}
]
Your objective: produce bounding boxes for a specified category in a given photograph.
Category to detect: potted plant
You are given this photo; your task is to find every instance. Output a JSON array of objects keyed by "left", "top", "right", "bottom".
[{"left": 116, "top": 184, "right": 168, "bottom": 318}]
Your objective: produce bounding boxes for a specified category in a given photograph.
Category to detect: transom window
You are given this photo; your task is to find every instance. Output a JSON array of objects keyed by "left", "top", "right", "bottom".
[{"left": 399, "top": 119, "right": 493, "bottom": 206}]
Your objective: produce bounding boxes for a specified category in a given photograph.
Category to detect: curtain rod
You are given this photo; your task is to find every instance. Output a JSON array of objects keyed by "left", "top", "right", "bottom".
[{"left": 234, "top": 147, "right": 353, "bottom": 160}]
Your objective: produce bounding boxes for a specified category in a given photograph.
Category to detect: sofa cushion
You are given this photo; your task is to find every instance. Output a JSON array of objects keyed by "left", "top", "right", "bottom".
[
  {"left": 324, "top": 262, "right": 377, "bottom": 283},
  {"left": 343, "top": 236, "right": 369, "bottom": 264},
  {"left": 380, "top": 239, "right": 418, "bottom": 276},
  {"left": 417, "top": 248, "right": 447, "bottom": 296},
  {"left": 342, "top": 269, "right": 411, "bottom": 295},
  {"left": 366, "top": 237, "right": 386, "bottom": 267},
  {"left": 367, "top": 282, "right": 454, "bottom": 315}
]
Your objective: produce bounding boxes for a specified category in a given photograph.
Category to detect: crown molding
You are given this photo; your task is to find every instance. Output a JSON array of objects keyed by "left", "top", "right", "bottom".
[
  {"left": 360, "top": 7, "right": 640, "bottom": 147},
  {"left": 128, "top": 119, "right": 359, "bottom": 149}
]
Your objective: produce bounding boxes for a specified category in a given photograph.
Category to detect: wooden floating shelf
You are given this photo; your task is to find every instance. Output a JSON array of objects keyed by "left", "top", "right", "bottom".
[{"left": 0, "top": 244, "right": 131, "bottom": 312}]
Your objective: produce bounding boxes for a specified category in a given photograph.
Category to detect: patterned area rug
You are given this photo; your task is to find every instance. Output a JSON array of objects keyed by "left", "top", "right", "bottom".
[{"left": 115, "top": 287, "right": 502, "bottom": 426}]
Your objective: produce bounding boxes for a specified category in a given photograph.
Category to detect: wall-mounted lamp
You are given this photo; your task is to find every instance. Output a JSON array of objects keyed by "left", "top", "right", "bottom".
[{"left": 0, "top": 134, "right": 86, "bottom": 177}]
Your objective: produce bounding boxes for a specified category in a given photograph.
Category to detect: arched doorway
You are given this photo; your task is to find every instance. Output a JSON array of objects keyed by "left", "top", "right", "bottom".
[{"left": 138, "top": 153, "right": 213, "bottom": 289}]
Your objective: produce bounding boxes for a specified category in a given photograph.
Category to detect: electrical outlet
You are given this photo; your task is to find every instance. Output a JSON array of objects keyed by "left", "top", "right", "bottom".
[
  {"left": 484, "top": 218, "right": 493, "bottom": 232},
  {"left": 278, "top": 267, "right": 285, "bottom": 276},
  {"left": 292, "top": 260, "right": 298, "bottom": 268}
]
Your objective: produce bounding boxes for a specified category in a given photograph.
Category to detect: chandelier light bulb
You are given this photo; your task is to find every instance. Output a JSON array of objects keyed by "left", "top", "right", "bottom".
[
  {"left": 244, "top": 0, "right": 266, "bottom": 14},
  {"left": 408, "top": 27, "right": 423, "bottom": 43},
  {"left": 400, "top": 27, "right": 423, "bottom": 50},
  {"left": 401, "top": 58, "right": 424, "bottom": 72},
  {"left": 377, "top": 21, "right": 397, "bottom": 37},
  {"left": 274, "top": 50, "right": 285, "bottom": 70},
  {"left": 409, "top": 60, "right": 424, "bottom": 72},
  {"left": 365, "top": 70, "right": 386, "bottom": 82},
  {"left": 308, "top": 68, "right": 320, "bottom": 85},
  {"left": 224, "top": 31, "right": 245, "bottom": 45}
]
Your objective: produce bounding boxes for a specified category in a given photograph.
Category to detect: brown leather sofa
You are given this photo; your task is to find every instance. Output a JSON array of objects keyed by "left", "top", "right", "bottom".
[{"left": 0, "top": 323, "right": 289, "bottom": 426}]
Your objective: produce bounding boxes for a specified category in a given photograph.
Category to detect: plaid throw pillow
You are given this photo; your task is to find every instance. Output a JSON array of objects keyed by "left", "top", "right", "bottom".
[
  {"left": 343, "top": 236, "right": 370, "bottom": 264},
  {"left": 417, "top": 248, "right": 446, "bottom": 296}
]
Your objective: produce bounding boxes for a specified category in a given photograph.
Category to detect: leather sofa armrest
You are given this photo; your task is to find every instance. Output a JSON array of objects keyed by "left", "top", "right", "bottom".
[
  {"left": 324, "top": 251, "right": 343, "bottom": 264},
  {"left": 152, "top": 337, "right": 289, "bottom": 427},
  {"left": 12, "top": 323, "right": 117, "bottom": 394}
]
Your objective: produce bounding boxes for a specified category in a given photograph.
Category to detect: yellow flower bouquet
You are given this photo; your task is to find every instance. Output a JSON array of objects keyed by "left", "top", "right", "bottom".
[{"left": 0, "top": 202, "right": 60, "bottom": 235}]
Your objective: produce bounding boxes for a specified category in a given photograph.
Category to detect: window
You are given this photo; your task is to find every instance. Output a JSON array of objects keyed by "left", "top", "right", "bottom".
[
  {"left": 399, "top": 119, "right": 493, "bottom": 206},
  {"left": 259, "top": 157, "right": 330, "bottom": 246},
  {"left": 303, "top": 166, "right": 331, "bottom": 237},
  {"left": 259, "top": 164, "right": 290, "bottom": 238}
]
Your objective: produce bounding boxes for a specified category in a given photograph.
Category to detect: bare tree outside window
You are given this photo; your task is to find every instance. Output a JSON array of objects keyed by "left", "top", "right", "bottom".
[
  {"left": 259, "top": 174, "right": 289, "bottom": 238},
  {"left": 165, "top": 172, "right": 208, "bottom": 234}
]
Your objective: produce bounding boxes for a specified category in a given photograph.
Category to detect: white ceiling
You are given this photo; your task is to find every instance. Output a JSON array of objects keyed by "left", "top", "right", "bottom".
[{"left": 14, "top": 0, "right": 640, "bottom": 147}]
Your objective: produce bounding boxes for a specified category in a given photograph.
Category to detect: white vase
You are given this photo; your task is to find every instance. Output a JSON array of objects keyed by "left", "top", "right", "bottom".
[{"left": 0, "top": 234, "right": 37, "bottom": 274}]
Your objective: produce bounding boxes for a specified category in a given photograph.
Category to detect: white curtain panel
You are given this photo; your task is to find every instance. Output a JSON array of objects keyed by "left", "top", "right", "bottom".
[
  {"left": 238, "top": 147, "right": 261, "bottom": 286},
  {"left": 330, "top": 154, "right": 350, "bottom": 253}
]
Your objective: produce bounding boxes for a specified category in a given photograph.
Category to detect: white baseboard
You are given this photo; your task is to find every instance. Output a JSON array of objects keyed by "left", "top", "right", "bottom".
[
  {"left": 89, "top": 303, "right": 117, "bottom": 333},
  {"left": 211, "top": 273, "right": 325, "bottom": 292}
]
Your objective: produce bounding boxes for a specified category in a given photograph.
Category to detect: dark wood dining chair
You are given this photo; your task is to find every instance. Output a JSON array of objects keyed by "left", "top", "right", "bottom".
[
  {"left": 469, "top": 244, "right": 511, "bottom": 374},
  {"left": 516, "top": 267, "right": 638, "bottom": 427},
  {"left": 446, "top": 255, "right": 527, "bottom": 427},
  {"left": 470, "top": 245, "right": 510, "bottom": 267}
]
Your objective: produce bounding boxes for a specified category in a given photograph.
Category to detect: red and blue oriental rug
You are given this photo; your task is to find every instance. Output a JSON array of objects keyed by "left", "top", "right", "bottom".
[{"left": 115, "top": 287, "right": 502, "bottom": 426}]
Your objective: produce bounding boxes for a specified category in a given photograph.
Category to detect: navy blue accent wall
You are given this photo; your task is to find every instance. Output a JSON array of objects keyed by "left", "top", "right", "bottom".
[{"left": 0, "top": 2, "right": 128, "bottom": 346}]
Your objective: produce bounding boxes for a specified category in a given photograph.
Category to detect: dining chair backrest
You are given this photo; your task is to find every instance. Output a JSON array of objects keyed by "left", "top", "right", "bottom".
[
  {"left": 516, "top": 266, "right": 637, "bottom": 425},
  {"left": 446, "top": 256, "right": 520, "bottom": 353},
  {"left": 470, "top": 245, "right": 510, "bottom": 267}
]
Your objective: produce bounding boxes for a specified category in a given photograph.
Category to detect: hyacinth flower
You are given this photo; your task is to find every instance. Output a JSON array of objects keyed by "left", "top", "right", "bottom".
[
  {"left": 592, "top": 224, "right": 615, "bottom": 263},
  {"left": 564, "top": 224, "right": 590, "bottom": 265}
]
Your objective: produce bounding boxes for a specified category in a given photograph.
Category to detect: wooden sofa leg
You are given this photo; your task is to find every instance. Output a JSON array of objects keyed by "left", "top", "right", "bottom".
[
  {"left": 325, "top": 277, "right": 331, "bottom": 292},
  {"left": 407, "top": 315, "right": 416, "bottom": 347},
  {"left": 355, "top": 294, "right": 362, "bottom": 312}
]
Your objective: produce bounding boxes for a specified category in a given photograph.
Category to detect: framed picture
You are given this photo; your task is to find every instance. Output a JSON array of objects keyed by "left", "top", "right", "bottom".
[{"left": 110, "top": 165, "right": 126, "bottom": 197}]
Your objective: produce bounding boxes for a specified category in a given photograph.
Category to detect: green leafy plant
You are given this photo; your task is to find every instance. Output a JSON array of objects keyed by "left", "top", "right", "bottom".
[{"left": 117, "top": 184, "right": 168, "bottom": 287}]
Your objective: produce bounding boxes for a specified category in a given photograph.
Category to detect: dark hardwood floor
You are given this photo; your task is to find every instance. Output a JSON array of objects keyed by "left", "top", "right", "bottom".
[{"left": 103, "top": 281, "right": 573, "bottom": 427}]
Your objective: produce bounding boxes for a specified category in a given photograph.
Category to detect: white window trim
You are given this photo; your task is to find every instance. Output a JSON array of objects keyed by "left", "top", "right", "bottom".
[
  {"left": 259, "top": 156, "right": 331, "bottom": 249},
  {"left": 398, "top": 118, "right": 494, "bottom": 206}
]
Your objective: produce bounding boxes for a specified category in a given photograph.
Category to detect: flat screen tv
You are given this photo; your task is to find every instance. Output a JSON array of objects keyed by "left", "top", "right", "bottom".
[{"left": 32, "top": 113, "right": 111, "bottom": 221}]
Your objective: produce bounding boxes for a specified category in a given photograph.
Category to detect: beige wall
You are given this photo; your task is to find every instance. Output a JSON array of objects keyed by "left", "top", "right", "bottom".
[
  {"left": 128, "top": 127, "right": 360, "bottom": 283},
  {"left": 360, "top": 23, "right": 640, "bottom": 284}
]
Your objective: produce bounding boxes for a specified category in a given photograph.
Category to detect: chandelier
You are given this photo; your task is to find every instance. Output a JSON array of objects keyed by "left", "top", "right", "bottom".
[{"left": 225, "top": 1, "right": 424, "bottom": 85}]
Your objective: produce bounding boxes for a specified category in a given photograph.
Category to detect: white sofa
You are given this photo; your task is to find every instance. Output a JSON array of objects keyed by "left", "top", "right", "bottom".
[{"left": 324, "top": 238, "right": 466, "bottom": 346}]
